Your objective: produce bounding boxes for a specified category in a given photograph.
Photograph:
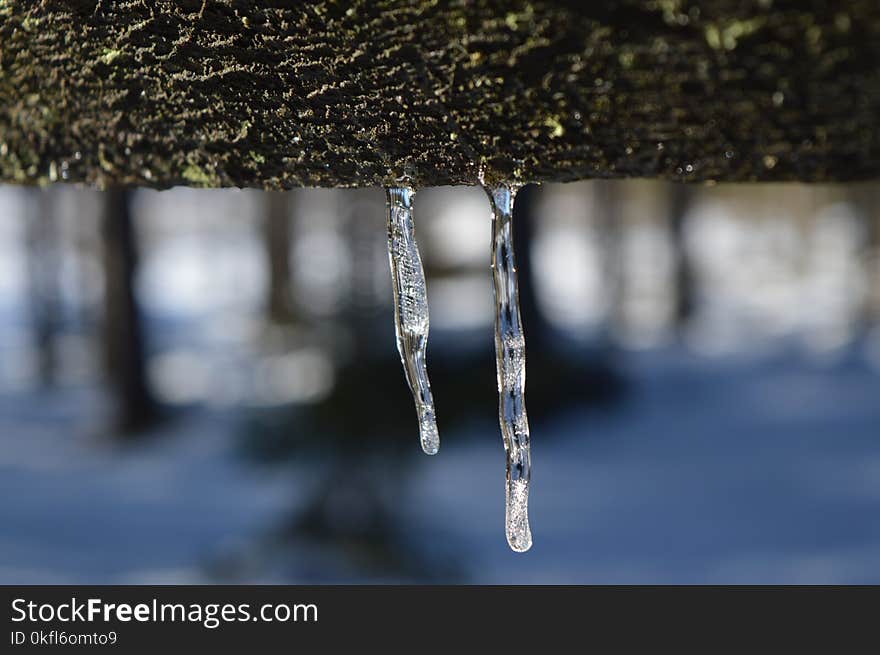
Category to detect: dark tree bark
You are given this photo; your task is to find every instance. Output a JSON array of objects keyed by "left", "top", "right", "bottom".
[
  {"left": 1, "top": 1, "right": 879, "bottom": 189},
  {"left": 101, "top": 188, "right": 157, "bottom": 433}
]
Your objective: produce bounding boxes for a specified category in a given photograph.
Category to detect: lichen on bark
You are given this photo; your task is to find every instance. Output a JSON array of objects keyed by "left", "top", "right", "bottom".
[{"left": 1, "top": 0, "right": 879, "bottom": 189}]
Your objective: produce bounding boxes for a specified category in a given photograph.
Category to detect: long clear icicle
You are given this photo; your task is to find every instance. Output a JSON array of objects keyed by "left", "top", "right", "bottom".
[
  {"left": 485, "top": 183, "right": 533, "bottom": 552},
  {"left": 385, "top": 186, "right": 440, "bottom": 455}
]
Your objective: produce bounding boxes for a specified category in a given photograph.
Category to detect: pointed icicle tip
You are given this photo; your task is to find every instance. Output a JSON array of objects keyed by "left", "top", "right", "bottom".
[
  {"left": 506, "top": 478, "right": 533, "bottom": 552},
  {"left": 385, "top": 186, "right": 440, "bottom": 456},
  {"left": 419, "top": 408, "right": 439, "bottom": 456}
]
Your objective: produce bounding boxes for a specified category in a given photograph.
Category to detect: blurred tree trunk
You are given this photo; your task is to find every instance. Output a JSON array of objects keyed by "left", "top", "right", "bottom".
[
  {"left": 851, "top": 183, "right": 880, "bottom": 328},
  {"left": 263, "top": 191, "right": 297, "bottom": 323},
  {"left": 870, "top": 187, "right": 880, "bottom": 325},
  {"left": 512, "top": 184, "right": 552, "bottom": 352},
  {"left": 101, "top": 189, "right": 157, "bottom": 433},
  {"left": 343, "top": 189, "right": 386, "bottom": 323},
  {"left": 594, "top": 180, "right": 625, "bottom": 342},
  {"left": 25, "top": 188, "right": 61, "bottom": 385},
  {"left": 668, "top": 183, "right": 696, "bottom": 331}
]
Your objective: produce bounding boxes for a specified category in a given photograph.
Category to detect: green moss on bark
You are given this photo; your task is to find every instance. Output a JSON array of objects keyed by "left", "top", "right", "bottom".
[{"left": 1, "top": 1, "right": 879, "bottom": 189}]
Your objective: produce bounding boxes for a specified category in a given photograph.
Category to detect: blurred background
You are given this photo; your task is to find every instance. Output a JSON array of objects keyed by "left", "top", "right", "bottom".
[{"left": 1, "top": 179, "right": 879, "bottom": 583}]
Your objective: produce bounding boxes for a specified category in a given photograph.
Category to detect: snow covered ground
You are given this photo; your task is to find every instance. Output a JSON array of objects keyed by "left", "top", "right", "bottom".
[
  {"left": 0, "top": 394, "right": 293, "bottom": 584},
  {"left": 410, "top": 346, "right": 880, "bottom": 583},
  {"left": 2, "top": 345, "right": 879, "bottom": 584}
]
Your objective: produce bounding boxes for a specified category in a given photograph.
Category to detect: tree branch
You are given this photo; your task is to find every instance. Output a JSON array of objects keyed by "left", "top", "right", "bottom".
[{"left": 1, "top": 1, "right": 879, "bottom": 188}]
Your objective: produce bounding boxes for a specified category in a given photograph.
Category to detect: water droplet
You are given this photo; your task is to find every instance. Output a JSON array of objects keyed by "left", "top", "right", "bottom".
[
  {"left": 772, "top": 91, "right": 784, "bottom": 107},
  {"left": 483, "top": 183, "right": 533, "bottom": 553},
  {"left": 763, "top": 154, "right": 778, "bottom": 169},
  {"left": 385, "top": 186, "right": 439, "bottom": 455}
]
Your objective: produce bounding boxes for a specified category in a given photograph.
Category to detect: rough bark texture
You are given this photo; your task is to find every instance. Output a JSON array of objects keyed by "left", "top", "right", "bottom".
[{"left": 1, "top": 0, "right": 879, "bottom": 189}]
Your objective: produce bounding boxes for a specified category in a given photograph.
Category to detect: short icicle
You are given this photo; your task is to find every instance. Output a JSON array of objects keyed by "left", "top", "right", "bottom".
[
  {"left": 485, "top": 183, "right": 533, "bottom": 553},
  {"left": 385, "top": 186, "right": 440, "bottom": 455}
]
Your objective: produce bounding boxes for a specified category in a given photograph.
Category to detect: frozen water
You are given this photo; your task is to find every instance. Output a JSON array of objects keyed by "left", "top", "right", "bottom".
[
  {"left": 485, "top": 183, "right": 533, "bottom": 552},
  {"left": 386, "top": 186, "right": 439, "bottom": 455}
]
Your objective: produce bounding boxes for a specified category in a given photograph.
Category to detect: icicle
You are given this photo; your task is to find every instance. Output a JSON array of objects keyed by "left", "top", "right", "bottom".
[
  {"left": 485, "top": 183, "right": 533, "bottom": 553},
  {"left": 385, "top": 186, "right": 440, "bottom": 455}
]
